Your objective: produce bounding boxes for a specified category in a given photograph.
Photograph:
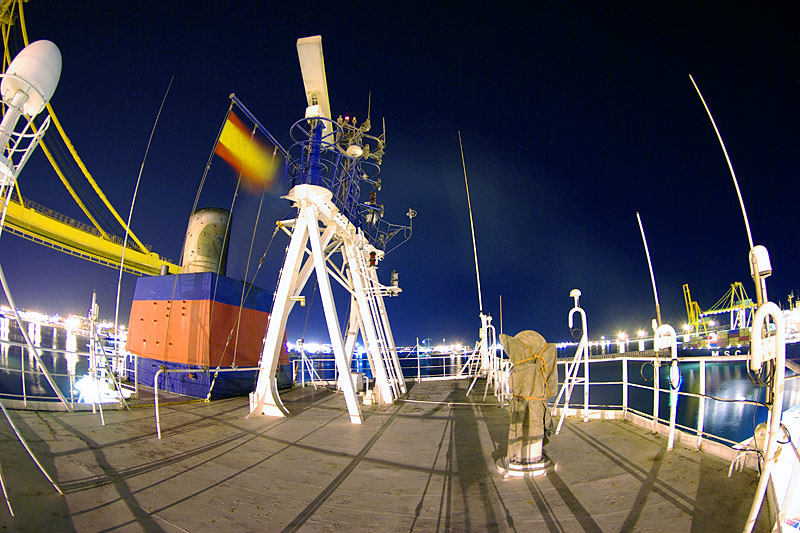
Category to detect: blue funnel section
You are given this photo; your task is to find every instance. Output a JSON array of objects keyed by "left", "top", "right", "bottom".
[{"left": 284, "top": 116, "right": 411, "bottom": 252}]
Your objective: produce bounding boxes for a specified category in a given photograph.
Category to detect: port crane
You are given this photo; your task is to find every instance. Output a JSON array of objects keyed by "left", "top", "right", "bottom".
[{"left": 683, "top": 281, "right": 755, "bottom": 333}]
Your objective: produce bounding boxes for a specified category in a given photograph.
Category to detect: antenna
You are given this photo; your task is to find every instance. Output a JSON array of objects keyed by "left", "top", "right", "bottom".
[
  {"left": 636, "top": 212, "right": 662, "bottom": 326},
  {"left": 689, "top": 74, "right": 770, "bottom": 305},
  {"left": 458, "top": 131, "right": 483, "bottom": 313},
  {"left": 296, "top": 36, "right": 332, "bottom": 137},
  {"left": 688, "top": 75, "right": 753, "bottom": 250}
]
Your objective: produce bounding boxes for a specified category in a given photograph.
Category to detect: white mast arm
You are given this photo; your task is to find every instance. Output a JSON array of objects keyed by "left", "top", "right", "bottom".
[{"left": 297, "top": 36, "right": 332, "bottom": 137}]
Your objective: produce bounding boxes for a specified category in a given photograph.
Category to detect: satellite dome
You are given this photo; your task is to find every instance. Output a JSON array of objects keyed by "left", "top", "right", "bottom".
[{"left": 1, "top": 40, "right": 62, "bottom": 116}]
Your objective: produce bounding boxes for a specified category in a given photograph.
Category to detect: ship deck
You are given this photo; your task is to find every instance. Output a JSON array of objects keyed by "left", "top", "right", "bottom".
[{"left": 0, "top": 379, "right": 769, "bottom": 532}]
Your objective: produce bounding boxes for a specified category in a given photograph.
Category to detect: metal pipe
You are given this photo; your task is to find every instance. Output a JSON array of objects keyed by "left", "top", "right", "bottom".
[
  {"left": 781, "top": 427, "right": 799, "bottom": 523},
  {"left": 622, "top": 358, "right": 628, "bottom": 418},
  {"left": 154, "top": 367, "right": 163, "bottom": 439},
  {"left": 0, "top": 462, "right": 12, "bottom": 516},
  {"left": 20, "top": 346, "right": 25, "bottom": 406},
  {"left": 154, "top": 366, "right": 260, "bottom": 439}
]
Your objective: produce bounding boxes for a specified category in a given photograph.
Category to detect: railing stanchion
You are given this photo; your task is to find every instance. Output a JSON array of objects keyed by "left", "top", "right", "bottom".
[
  {"left": 697, "top": 359, "right": 705, "bottom": 450},
  {"left": 416, "top": 339, "right": 420, "bottom": 383},
  {"left": 622, "top": 357, "right": 628, "bottom": 419},
  {"left": 652, "top": 357, "right": 659, "bottom": 434}
]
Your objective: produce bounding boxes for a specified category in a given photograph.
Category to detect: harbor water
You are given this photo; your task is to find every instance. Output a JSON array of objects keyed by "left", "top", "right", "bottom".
[
  {"left": 294, "top": 347, "right": 800, "bottom": 445},
  {"left": 2, "top": 316, "right": 799, "bottom": 445}
]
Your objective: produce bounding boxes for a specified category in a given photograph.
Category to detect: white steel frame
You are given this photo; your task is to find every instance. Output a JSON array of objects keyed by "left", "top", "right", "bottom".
[{"left": 249, "top": 184, "right": 405, "bottom": 424}]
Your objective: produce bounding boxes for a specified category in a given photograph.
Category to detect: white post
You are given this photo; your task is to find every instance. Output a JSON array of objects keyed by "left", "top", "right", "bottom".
[
  {"left": 696, "top": 359, "right": 705, "bottom": 450},
  {"left": 652, "top": 359, "right": 660, "bottom": 434},
  {"left": 154, "top": 367, "right": 163, "bottom": 439},
  {"left": 416, "top": 338, "right": 421, "bottom": 383},
  {"left": 622, "top": 357, "right": 628, "bottom": 419}
]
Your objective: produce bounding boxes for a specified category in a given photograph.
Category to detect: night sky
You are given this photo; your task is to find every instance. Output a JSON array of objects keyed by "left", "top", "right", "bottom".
[{"left": 1, "top": 2, "right": 797, "bottom": 346}]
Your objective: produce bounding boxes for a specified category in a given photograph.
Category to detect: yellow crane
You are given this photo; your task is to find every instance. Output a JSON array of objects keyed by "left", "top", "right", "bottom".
[
  {"left": 703, "top": 281, "right": 754, "bottom": 330},
  {"left": 0, "top": 0, "right": 180, "bottom": 276},
  {"left": 683, "top": 282, "right": 755, "bottom": 334},
  {"left": 683, "top": 283, "right": 708, "bottom": 334}
]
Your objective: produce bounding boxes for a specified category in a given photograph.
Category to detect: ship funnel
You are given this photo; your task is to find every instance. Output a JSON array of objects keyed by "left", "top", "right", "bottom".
[{"left": 180, "top": 207, "right": 230, "bottom": 275}]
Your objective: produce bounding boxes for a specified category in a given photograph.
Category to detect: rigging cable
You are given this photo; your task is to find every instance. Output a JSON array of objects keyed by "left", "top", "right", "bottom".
[
  {"left": 157, "top": 104, "right": 235, "bottom": 396},
  {"left": 206, "top": 222, "right": 280, "bottom": 401},
  {"left": 112, "top": 76, "right": 174, "bottom": 412}
]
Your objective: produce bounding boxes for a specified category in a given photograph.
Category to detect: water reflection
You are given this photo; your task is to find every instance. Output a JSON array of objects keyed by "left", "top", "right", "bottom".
[
  {"left": 568, "top": 358, "right": 799, "bottom": 444},
  {"left": 0, "top": 319, "right": 91, "bottom": 404}
]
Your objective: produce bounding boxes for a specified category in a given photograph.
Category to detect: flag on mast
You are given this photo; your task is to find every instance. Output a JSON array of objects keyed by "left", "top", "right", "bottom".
[{"left": 214, "top": 111, "right": 281, "bottom": 192}]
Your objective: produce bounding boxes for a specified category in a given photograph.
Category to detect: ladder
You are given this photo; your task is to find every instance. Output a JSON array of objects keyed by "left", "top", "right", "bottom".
[{"left": 344, "top": 237, "right": 405, "bottom": 402}]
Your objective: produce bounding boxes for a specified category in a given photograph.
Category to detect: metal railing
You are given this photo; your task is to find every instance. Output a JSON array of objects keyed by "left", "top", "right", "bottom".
[
  {"left": 9, "top": 196, "right": 175, "bottom": 263},
  {"left": 552, "top": 349, "right": 800, "bottom": 530},
  {"left": 553, "top": 353, "right": 800, "bottom": 447},
  {"left": 0, "top": 338, "right": 126, "bottom": 409},
  {"left": 290, "top": 350, "right": 474, "bottom": 385}
]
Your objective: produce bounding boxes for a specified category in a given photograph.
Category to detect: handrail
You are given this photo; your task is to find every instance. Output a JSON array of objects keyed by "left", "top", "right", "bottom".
[{"left": 7, "top": 196, "right": 174, "bottom": 264}]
